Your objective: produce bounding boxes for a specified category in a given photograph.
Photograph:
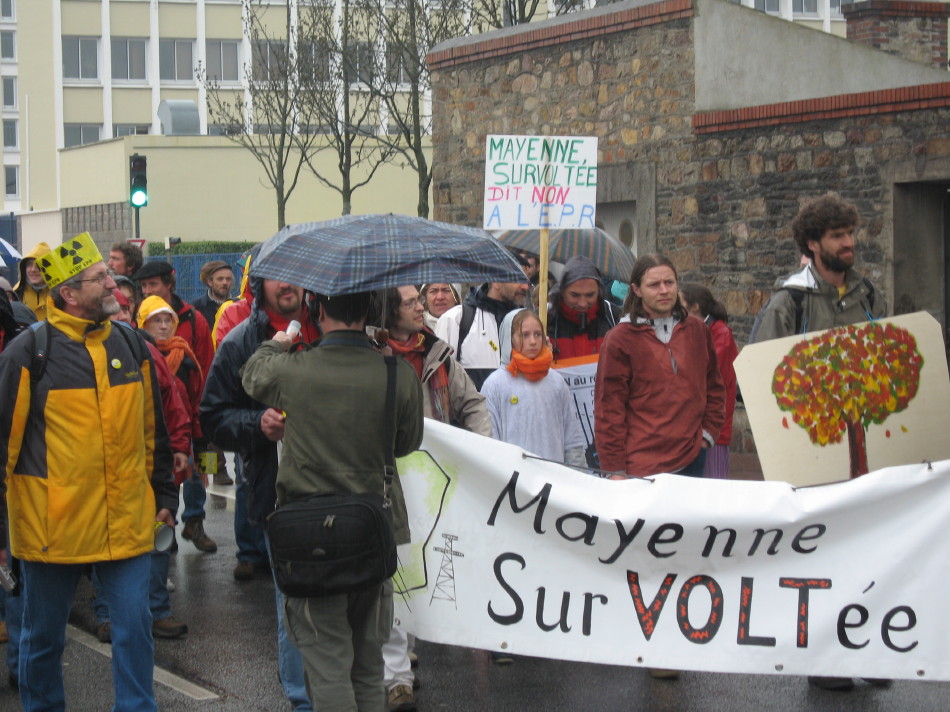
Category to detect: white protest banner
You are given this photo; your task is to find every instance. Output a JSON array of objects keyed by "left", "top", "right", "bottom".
[
  {"left": 395, "top": 421, "right": 950, "bottom": 680},
  {"left": 553, "top": 354, "right": 599, "bottom": 468},
  {"left": 483, "top": 135, "right": 598, "bottom": 230}
]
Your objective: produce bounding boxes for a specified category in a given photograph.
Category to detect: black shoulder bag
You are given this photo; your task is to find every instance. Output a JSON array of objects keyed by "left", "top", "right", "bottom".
[{"left": 266, "top": 356, "right": 399, "bottom": 598}]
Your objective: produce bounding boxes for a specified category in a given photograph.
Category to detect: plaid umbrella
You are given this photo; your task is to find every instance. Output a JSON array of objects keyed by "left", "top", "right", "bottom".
[
  {"left": 249, "top": 214, "right": 528, "bottom": 296},
  {"left": 0, "top": 237, "right": 21, "bottom": 267},
  {"left": 494, "top": 228, "right": 635, "bottom": 283}
]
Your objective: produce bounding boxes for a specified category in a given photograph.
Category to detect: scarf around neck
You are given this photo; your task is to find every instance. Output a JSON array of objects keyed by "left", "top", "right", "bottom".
[{"left": 506, "top": 346, "right": 553, "bottom": 381}]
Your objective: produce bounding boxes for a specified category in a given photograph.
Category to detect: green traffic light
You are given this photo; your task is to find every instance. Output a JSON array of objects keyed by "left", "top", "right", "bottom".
[
  {"left": 130, "top": 184, "right": 148, "bottom": 207},
  {"left": 129, "top": 154, "right": 148, "bottom": 208}
]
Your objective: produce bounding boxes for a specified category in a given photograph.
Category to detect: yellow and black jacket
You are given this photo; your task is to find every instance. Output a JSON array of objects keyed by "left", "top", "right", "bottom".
[{"left": 0, "top": 305, "right": 178, "bottom": 562}]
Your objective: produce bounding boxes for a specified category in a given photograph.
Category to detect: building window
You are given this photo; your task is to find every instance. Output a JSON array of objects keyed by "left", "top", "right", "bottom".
[
  {"left": 3, "top": 118, "right": 15, "bottom": 149},
  {"left": 4, "top": 164, "right": 16, "bottom": 196},
  {"left": 112, "top": 38, "right": 147, "bottom": 81},
  {"left": 206, "top": 40, "right": 239, "bottom": 82},
  {"left": 298, "top": 40, "right": 331, "bottom": 84},
  {"left": 252, "top": 39, "right": 287, "bottom": 82},
  {"left": 113, "top": 124, "right": 149, "bottom": 137},
  {"left": 343, "top": 41, "right": 372, "bottom": 85},
  {"left": 0, "top": 31, "right": 14, "bottom": 61},
  {"left": 63, "top": 37, "right": 99, "bottom": 80},
  {"left": 793, "top": 0, "right": 818, "bottom": 12},
  {"left": 159, "top": 39, "right": 194, "bottom": 81},
  {"left": 0, "top": 0, "right": 13, "bottom": 20},
  {"left": 2, "top": 76, "right": 14, "bottom": 108},
  {"left": 386, "top": 44, "right": 414, "bottom": 85},
  {"left": 754, "top": 0, "right": 779, "bottom": 12},
  {"left": 64, "top": 123, "right": 101, "bottom": 147}
]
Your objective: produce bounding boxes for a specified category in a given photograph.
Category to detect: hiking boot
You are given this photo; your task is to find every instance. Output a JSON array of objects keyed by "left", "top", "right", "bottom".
[
  {"left": 96, "top": 621, "right": 112, "bottom": 644},
  {"left": 0, "top": 620, "right": 7, "bottom": 644},
  {"left": 490, "top": 651, "right": 513, "bottom": 665},
  {"left": 387, "top": 684, "right": 416, "bottom": 711},
  {"left": 233, "top": 560, "right": 256, "bottom": 582},
  {"left": 181, "top": 518, "right": 217, "bottom": 553},
  {"left": 213, "top": 472, "right": 234, "bottom": 486},
  {"left": 648, "top": 668, "right": 680, "bottom": 680},
  {"left": 152, "top": 617, "right": 188, "bottom": 639}
]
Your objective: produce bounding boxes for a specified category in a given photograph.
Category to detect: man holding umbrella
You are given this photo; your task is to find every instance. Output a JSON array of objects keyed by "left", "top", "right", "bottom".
[{"left": 242, "top": 290, "right": 424, "bottom": 710}]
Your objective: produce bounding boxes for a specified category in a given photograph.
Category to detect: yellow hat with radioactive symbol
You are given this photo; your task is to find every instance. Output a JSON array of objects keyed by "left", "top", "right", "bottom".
[{"left": 36, "top": 233, "right": 104, "bottom": 288}]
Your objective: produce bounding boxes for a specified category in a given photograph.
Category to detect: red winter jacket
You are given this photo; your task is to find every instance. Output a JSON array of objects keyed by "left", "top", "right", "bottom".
[
  {"left": 708, "top": 318, "right": 738, "bottom": 445},
  {"left": 594, "top": 315, "right": 725, "bottom": 477}
]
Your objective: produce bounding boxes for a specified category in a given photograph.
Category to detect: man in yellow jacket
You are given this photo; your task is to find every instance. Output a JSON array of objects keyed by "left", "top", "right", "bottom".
[{"left": 0, "top": 233, "right": 178, "bottom": 711}]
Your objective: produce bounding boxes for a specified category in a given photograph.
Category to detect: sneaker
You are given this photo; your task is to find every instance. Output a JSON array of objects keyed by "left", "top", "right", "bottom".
[
  {"left": 181, "top": 518, "right": 217, "bottom": 553},
  {"left": 152, "top": 617, "right": 188, "bottom": 639},
  {"left": 96, "top": 621, "right": 112, "bottom": 644},
  {"left": 648, "top": 668, "right": 680, "bottom": 680},
  {"left": 808, "top": 676, "right": 855, "bottom": 691},
  {"left": 233, "top": 560, "right": 256, "bottom": 582},
  {"left": 387, "top": 683, "right": 416, "bottom": 711},
  {"left": 0, "top": 620, "right": 7, "bottom": 644},
  {"left": 213, "top": 472, "right": 234, "bottom": 486}
]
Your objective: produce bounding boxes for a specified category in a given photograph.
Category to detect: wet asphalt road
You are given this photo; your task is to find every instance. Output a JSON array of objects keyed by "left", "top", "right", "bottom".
[{"left": 1, "top": 479, "right": 948, "bottom": 712}]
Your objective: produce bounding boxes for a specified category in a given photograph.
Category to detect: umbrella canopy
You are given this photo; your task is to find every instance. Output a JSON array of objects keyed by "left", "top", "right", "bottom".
[
  {"left": 494, "top": 228, "right": 635, "bottom": 283},
  {"left": 250, "top": 214, "right": 528, "bottom": 296},
  {"left": 0, "top": 236, "right": 21, "bottom": 267}
]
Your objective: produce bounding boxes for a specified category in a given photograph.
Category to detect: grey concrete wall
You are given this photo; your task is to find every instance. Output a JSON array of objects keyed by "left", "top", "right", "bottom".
[{"left": 694, "top": 0, "right": 950, "bottom": 111}]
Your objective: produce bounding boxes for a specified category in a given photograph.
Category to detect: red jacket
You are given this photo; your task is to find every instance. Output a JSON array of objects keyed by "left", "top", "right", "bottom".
[
  {"left": 171, "top": 294, "right": 214, "bottom": 377},
  {"left": 594, "top": 315, "right": 725, "bottom": 477},
  {"left": 708, "top": 318, "right": 738, "bottom": 445}
]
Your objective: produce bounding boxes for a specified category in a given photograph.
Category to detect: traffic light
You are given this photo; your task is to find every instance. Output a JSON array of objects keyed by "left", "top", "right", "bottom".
[{"left": 129, "top": 154, "right": 148, "bottom": 208}]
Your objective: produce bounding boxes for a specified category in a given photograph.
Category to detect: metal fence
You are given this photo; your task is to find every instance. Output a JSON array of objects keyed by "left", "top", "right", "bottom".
[{"left": 144, "top": 253, "right": 243, "bottom": 306}]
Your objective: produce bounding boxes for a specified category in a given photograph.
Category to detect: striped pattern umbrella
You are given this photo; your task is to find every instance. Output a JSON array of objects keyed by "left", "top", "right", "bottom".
[
  {"left": 249, "top": 214, "right": 528, "bottom": 296},
  {"left": 0, "top": 236, "right": 21, "bottom": 267},
  {"left": 494, "top": 228, "right": 635, "bottom": 283}
]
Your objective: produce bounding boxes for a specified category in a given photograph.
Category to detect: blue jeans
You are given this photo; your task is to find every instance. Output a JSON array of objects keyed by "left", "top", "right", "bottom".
[
  {"left": 182, "top": 471, "right": 207, "bottom": 521},
  {"left": 235, "top": 455, "right": 267, "bottom": 564},
  {"left": 265, "top": 533, "right": 312, "bottom": 711},
  {"left": 92, "top": 550, "right": 172, "bottom": 625},
  {"left": 19, "top": 555, "right": 155, "bottom": 712},
  {"left": 676, "top": 448, "right": 708, "bottom": 477}
]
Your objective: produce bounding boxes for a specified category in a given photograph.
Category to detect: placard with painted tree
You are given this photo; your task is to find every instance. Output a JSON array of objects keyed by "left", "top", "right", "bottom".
[{"left": 736, "top": 312, "right": 950, "bottom": 486}]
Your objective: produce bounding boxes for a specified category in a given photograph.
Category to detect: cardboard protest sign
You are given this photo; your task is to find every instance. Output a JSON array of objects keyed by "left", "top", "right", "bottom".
[
  {"left": 395, "top": 420, "right": 950, "bottom": 680},
  {"left": 553, "top": 354, "right": 599, "bottom": 468},
  {"left": 736, "top": 312, "right": 950, "bottom": 486},
  {"left": 483, "top": 135, "right": 598, "bottom": 231}
]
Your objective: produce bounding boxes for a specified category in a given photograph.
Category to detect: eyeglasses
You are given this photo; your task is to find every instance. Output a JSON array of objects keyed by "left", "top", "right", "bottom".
[
  {"left": 67, "top": 272, "right": 113, "bottom": 288},
  {"left": 399, "top": 297, "right": 424, "bottom": 310}
]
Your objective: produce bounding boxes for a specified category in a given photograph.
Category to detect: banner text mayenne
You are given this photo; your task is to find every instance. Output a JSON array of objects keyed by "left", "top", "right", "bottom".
[{"left": 485, "top": 471, "right": 918, "bottom": 653}]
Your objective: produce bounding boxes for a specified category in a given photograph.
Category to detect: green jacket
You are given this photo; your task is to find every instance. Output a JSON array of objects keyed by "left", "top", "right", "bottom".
[
  {"left": 242, "top": 330, "right": 424, "bottom": 544},
  {"left": 753, "top": 264, "right": 880, "bottom": 343}
]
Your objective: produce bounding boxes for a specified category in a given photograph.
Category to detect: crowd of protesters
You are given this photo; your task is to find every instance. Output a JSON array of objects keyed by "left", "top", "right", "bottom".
[{"left": 0, "top": 192, "right": 885, "bottom": 710}]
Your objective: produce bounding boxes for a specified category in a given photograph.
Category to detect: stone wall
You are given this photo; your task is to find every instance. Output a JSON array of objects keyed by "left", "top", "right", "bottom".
[
  {"left": 431, "top": 10, "right": 950, "bottom": 343},
  {"left": 844, "top": 0, "right": 950, "bottom": 69},
  {"left": 61, "top": 202, "right": 135, "bottom": 254}
]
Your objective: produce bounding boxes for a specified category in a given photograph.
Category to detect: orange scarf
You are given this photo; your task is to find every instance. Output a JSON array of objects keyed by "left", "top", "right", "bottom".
[
  {"left": 506, "top": 346, "right": 553, "bottom": 382},
  {"left": 156, "top": 335, "right": 202, "bottom": 379}
]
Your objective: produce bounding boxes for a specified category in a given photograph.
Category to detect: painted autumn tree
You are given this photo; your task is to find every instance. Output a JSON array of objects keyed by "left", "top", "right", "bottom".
[{"left": 772, "top": 322, "right": 923, "bottom": 478}]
